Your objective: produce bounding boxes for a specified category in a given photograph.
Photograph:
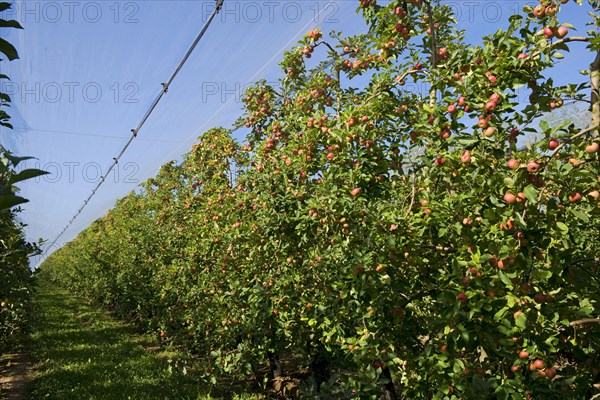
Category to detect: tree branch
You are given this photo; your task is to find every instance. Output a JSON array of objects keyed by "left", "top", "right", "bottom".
[{"left": 570, "top": 319, "right": 600, "bottom": 327}]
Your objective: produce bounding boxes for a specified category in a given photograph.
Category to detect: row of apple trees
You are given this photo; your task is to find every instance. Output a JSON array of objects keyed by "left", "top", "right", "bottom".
[
  {"left": 1, "top": 2, "right": 45, "bottom": 353},
  {"left": 39, "top": 0, "right": 600, "bottom": 398}
]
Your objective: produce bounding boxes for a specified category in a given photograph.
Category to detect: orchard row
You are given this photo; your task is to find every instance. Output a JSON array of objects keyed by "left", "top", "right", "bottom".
[{"left": 40, "top": 0, "right": 600, "bottom": 398}]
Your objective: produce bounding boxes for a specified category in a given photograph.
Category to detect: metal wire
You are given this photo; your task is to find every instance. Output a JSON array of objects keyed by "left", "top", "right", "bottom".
[{"left": 44, "top": 0, "right": 224, "bottom": 256}]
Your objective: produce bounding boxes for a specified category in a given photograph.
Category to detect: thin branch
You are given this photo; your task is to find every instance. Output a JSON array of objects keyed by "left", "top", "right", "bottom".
[
  {"left": 530, "top": 36, "right": 590, "bottom": 60},
  {"left": 569, "top": 319, "right": 600, "bottom": 327}
]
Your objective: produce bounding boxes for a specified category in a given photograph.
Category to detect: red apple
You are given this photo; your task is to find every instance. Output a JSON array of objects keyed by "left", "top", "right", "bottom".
[
  {"left": 533, "top": 5, "right": 545, "bottom": 17},
  {"left": 484, "top": 127, "right": 496, "bottom": 137},
  {"left": 447, "top": 104, "right": 457, "bottom": 113},
  {"left": 534, "top": 293, "right": 545, "bottom": 303},
  {"left": 545, "top": 367, "right": 557, "bottom": 379},
  {"left": 529, "top": 362, "right": 537, "bottom": 372},
  {"left": 457, "top": 293, "right": 468, "bottom": 302},
  {"left": 504, "top": 193, "right": 517, "bottom": 204},
  {"left": 461, "top": 150, "right": 471, "bottom": 163},
  {"left": 585, "top": 142, "right": 599, "bottom": 153},
  {"left": 548, "top": 139, "right": 559, "bottom": 150},
  {"left": 519, "top": 351, "right": 530, "bottom": 359},
  {"left": 485, "top": 101, "right": 497, "bottom": 112},
  {"left": 527, "top": 162, "right": 540, "bottom": 173},
  {"left": 556, "top": 26, "right": 568, "bottom": 38},
  {"left": 350, "top": 187, "right": 361, "bottom": 197},
  {"left": 543, "top": 26, "right": 555, "bottom": 39},
  {"left": 507, "top": 159, "right": 520, "bottom": 169},
  {"left": 489, "top": 93, "right": 501, "bottom": 103},
  {"left": 517, "top": 53, "right": 528, "bottom": 59},
  {"left": 458, "top": 96, "right": 467, "bottom": 106},
  {"left": 534, "top": 359, "right": 545, "bottom": 369},
  {"left": 568, "top": 192, "right": 582, "bottom": 202},
  {"left": 587, "top": 190, "right": 600, "bottom": 200}
]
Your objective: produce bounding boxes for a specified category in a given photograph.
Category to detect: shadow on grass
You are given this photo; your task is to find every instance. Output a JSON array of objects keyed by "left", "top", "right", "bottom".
[{"left": 28, "top": 281, "right": 257, "bottom": 400}]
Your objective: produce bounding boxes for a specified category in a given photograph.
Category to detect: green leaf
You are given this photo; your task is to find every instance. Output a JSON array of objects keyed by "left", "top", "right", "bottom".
[
  {"left": 523, "top": 185, "right": 538, "bottom": 204},
  {"left": 8, "top": 168, "right": 48, "bottom": 184},
  {"left": 0, "top": 37, "right": 19, "bottom": 61},
  {"left": 570, "top": 209, "right": 589, "bottom": 223},
  {"left": 556, "top": 221, "right": 569, "bottom": 234},
  {"left": 0, "top": 194, "right": 28, "bottom": 210},
  {"left": 493, "top": 306, "right": 508, "bottom": 321},
  {"left": 498, "top": 271, "right": 512, "bottom": 287},
  {"left": 0, "top": 20, "right": 23, "bottom": 29},
  {"left": 3, "top": 154, "right": 35, "bottom": 167},
  {"left": 515, "top": 312, "right": 527, "bottom": 329}
]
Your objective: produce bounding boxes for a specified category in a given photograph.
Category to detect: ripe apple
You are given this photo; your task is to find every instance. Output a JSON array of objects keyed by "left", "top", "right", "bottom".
[
  {"left": 527, "top": 162, "right": 540, "bottom": 173},
  {"left": 533, "top": 5, "right": 545, "bottom": 17},
  {"left": 478, "top": 117, "right": 489, "bottom": 129},
  {"left": 484, "top": 126, "right": 496, "bottom": 137},
  {"left": 545, "top": 367, "right": 557, "bottom": 379},
  {"left": 457, "top": 293, "right": 468, "bottom": 302},
  {"left": 489, "top": 93, "right": 501, "bottom": 103},
  {"left": 514, "top": 310, "right": 524, "bottom": 320},
  {"left": 517, "top": 53, "right": 528, "bottom": 60},
  {"left": 585, "top": 142, "right": 599, "bottom": 153},
  {"left": 533, "top": 293, "right": 545, "bottom": 303},
  {"left": 534, "top": 359, "right": 545, "bottom": 369},
  {"left": 462, "top": 217, "right": 472, "bottom": 225},
  {"left": 458, "top": 96, "right": 467, "bottom": 106},
  {"left": 447, "top": 104, "right": 457, "bottom": 113},
  {"left": 543, "top": 26, "right": 555, "bottom": 39},
  {"left": 519, "top": 351, "right": 530, "bottom": 359},
  {"left": 529, "top": 362, "right": 537, "bottom": 371},
  {"left": 556, "top": 26, "right": 568, "bottom": 38},
  {"left": 568, "top": 192, "right": 582, "bottom": 202},
  {"left": 507, "top": 159, "right": 520, "bottom": 169},
  {"left": 461, "top": 150, "right": 471, "bottom": 163},
  {"left": 485, "top": 101, "right": 497, "bottom": 112},
  {"left": 511, "top": 365, "right": 521, "bottom": 372},
  {"left": 350, "top": 187, "right": 361, "bottom": 197},
  {"left": 587, "top": 190, "right": 600, "bottom": 200},
  {"left": 504, "top": 193, "right": 517, "bottom": 204}
]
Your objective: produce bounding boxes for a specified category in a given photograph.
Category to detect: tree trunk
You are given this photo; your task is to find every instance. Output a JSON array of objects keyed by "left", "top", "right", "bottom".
[
  {"left": 267, "top": 351, "right": 282, "bottom": 378},
  {"left": 381, "top": 366, "right": 398, "bottom": 400}
]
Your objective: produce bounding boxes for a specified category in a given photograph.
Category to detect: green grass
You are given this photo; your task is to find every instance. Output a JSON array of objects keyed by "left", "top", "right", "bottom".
[{"left": 28, "top": 280, "right": 260, "bottom": 400}]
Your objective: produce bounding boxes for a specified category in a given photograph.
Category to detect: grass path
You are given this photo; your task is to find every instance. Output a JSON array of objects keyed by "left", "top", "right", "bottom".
[{"left": 26, "top": 281, "right": 257, "bottom": 400}]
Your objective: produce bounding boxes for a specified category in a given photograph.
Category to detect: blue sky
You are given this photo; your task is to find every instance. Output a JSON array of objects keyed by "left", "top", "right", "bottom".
[{"left": 0, "top": 0, "right": 593, "bottom": 268}]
